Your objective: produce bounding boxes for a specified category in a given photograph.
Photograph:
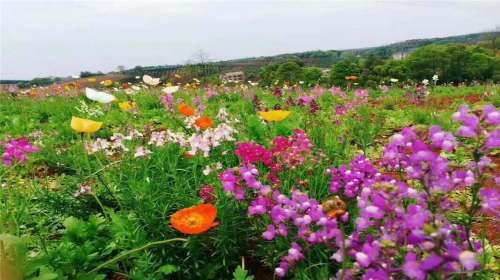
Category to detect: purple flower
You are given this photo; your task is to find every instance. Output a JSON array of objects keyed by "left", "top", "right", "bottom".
[
  {"left": 484, "top": 129, "right": 500, "bottom": 151},
  {"left": 420, "top": 254, "right": 443, "bottom": 271},
  {"left": 429, "top": 125, "right": 456, "bottom": 151},
  {"left": 453, "top": 105, "right": 479, "bottom": 138},
  {"left": 287, "top": 242, "right": 303, "bottom": 262},
  {"left": 160, "top": 93, "right": 174, "bottom": 111},
  {"left": 262, "top": 224, "right": 276, "bottom": 240},
  {"left": 2, "top": 138, "right": 39, "bottom": 166},
  {"left": 403, "top": 252, "right": 425, "bottom": 280},
  {"left": 479, "top": 188, "right": 499, "bottom": 218},
  {"left": 459, "top": 251, "right": 478, "bottom": 271},
  {"left": 482, "top": 104, "right": 499, "bottom": 125}
]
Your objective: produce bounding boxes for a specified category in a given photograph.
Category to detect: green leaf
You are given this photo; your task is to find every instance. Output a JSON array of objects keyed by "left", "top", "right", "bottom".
[
  {"left": 232, "top": 265, "right": 254, "bottom": 280},
  {"left": 28, "top": 267, "right": 58, "bottom": 280},
  {"left": 159, "top": 264, "right": 179, "bottom": 275}
]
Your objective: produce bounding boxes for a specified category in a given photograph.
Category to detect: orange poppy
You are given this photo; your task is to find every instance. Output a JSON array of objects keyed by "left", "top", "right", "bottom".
[
  {"left": 170, "top": 204, "right": 218, "bottom": 234},
  {"left": 194, "top": 116, "right": 213, "bottom": 129},
  {"left": 178, "top": 103, "right": 195, "bottom": 117},
  {"left": 183, "top": 151, "right": 194, "bottom": 159},
  {"left": 345, "top": 75, "right": 358, "bottom": 81}
]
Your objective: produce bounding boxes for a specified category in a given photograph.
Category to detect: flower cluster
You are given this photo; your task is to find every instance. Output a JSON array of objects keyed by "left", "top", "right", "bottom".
[
  {"left": 453, "top": 104, "right": 499, "bottom": 151},
  {"left": 219, "top": 104, "right": 498, "bottom": 278},
  {"left": 221, "top": 130, "right": 342, "bottom": 277},
  {"left": 220, "top": 164, "right": 341, "bottom": 277},
  {"left": 85, "top": 129, "right": 143, "bottom": 156},
  {"left": 75, "top": 100, "right": 104, "bottom": 117},
  {"left": 1, "top": 138, "right": 40, "bottom": 166}
]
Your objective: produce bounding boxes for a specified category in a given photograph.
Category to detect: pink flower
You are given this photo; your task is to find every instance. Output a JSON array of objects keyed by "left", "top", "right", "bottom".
[{"left": 2, "top": 138, "right": 39, "bottom": 166}]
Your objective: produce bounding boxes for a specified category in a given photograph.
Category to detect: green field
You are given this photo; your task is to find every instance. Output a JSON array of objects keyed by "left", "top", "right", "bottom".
[{"left": 0, "top": 83, "right": 498, "bottom": 279}]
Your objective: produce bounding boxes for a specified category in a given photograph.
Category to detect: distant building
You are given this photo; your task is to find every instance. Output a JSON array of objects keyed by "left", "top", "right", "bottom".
[
  {"left": 221, "top": 71, "right": 245, "bottom": 83},
  {"left": 392, "top": 52, "right": 407, "bottom": 60}
]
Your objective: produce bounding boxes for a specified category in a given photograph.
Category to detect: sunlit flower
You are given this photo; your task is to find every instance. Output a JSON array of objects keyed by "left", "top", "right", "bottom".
[
  {"left": 71, "top": 117, "right": 102, "bottom": 133},
  {"left": 163, "top": 86, "right": 179, "bottom": 94},
  {"left": 102, "top": 80, "right": 113, "bottom": 87},
  {"left": 345, "top": 75, "right": 358, "bottom": 81},
  {"left": 170, "top": 204, "right": 218, "bottom": 234},
  {"left": 179, "top": 103, "right": 195, "bottom": 117},
  {"left": 85, "top": 88, "right": 116, "bottom": 104},
  {"left": 143, "top": 75, "right": 160, "bottom": 86},
  {"left": 119, "top": 101, "right": 136, "bottom": 111},
  {"left": 87, "top": 78, "right": 97, "bottom": 83},
  {"left": 194, "top": 116, "right": 213, "bottom": 130},
  {"left": 258, "top": 110, "right": 291, "bottom": 122}
]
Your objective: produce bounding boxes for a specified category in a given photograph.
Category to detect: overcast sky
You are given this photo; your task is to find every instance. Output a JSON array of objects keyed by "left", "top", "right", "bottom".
[{"left": 1, "top": 0, "right": 499, "bottom": 80}]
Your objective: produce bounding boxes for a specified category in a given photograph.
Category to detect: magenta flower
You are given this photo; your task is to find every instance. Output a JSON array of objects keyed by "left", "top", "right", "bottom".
[
  {"left": 429, "top": 125, "right": 456, "bottom": 151},
  {"left": 199, "top": 185, "right": 216, "bottom": 202},
  {"left": 403, "top": 252, "right": 425, "bottom": 280},
  {"left": 2, "top": 138, "right": 39, "bottom": 166},
  {"left": 482, "top": 104, "right": 499, "bottom": 125},
  {"left": 262, "top": 224, "right": 276, "bottom": 240}
]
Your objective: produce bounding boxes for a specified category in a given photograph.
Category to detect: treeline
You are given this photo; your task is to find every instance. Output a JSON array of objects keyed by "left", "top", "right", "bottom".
[{"left": 258, "top": 43, "right": 499, "bottom": 87}]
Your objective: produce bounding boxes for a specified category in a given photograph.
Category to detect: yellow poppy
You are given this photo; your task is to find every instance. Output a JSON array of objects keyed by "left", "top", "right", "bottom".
[
  {"left": 87, "top": 78, "right": 97, "bottom": 83},
  {"left": 119, "top": 101, "right": 136, "bottom": 111},
  {"left": 103, "top": 80, "right": 113, "bottom": 87},
  {"left": 71, "top": 117, "right": 102, "bottom": 133},
  {"left": 258, "top": 110, "right": 291, "bottom": 122},
  {"left": 174, "top": 74, "right": 181, "bottom": 79}
]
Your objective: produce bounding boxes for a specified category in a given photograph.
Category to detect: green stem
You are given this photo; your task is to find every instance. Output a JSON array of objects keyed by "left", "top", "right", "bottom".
[
  {"left": 92, "top": 194, "right": 108, "bottom": 219},
  {"left": 88, "top": 238, "right": 187, "bottom": 273}
]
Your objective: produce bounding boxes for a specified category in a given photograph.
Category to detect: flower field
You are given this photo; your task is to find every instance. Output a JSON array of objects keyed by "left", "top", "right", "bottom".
[{"left": 0, "top": 79, "right": 499, "bottom": 279}]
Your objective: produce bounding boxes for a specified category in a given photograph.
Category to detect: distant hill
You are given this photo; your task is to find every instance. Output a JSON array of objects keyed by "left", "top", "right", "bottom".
[
  {"left": 3, "top": 31, "right": 498, "bottom": 86},
  {"left": 122, "top": 31, "right": 498, "bottom": 78}
]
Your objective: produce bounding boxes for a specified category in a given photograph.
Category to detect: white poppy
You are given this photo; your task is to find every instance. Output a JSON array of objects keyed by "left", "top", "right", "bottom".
[
  {"left": 135, "top": 76, "right": 140, "bottom": 79},
  {"left": 432, "top": 74, "right": 439, "bottom": 81},
  {"left": 422, "top": 79, "right": 429, "bottom": 86},
  {"left": 163, "top": 86, "right": 179, "bottom": 94},
  {"left": 299, "top": 81, "right": 304, "bottom": 84},
  {"left": 142, "top": 75, "right": 160, "bottom": 86},
  {"left": 85, "top": 88, "right": 116, "bottom": 104},
  {"left": 193, "top": 78, "right": 200, "bottom": 83},
  {"left": 390, "top": 78, "right": 398, "bottom": 83},
  {"left": 131, "top": 85, "right": 141, "bottom": 91}
]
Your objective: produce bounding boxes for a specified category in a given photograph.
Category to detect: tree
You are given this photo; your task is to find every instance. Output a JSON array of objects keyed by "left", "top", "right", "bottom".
[
  {"left": 302, "top": 67, "right": 322, "bottom": 86},
  {"left": 192, "top": 49, "right": 210, "bottom": 64},
  {"left": 405, "top": 45, "right": 448, "bottom": 81},
  {"left": 374, "top": 59, "right": 410, "bottom": 81},
  {"left": 466, "top": 47, "right": 495, "bottom": 81},
  {"left": 329, "top": 58, "right": 360, "bottom": 86},
  {"left": 275, "top": 61, "right": 303, "bottom": 85}
]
